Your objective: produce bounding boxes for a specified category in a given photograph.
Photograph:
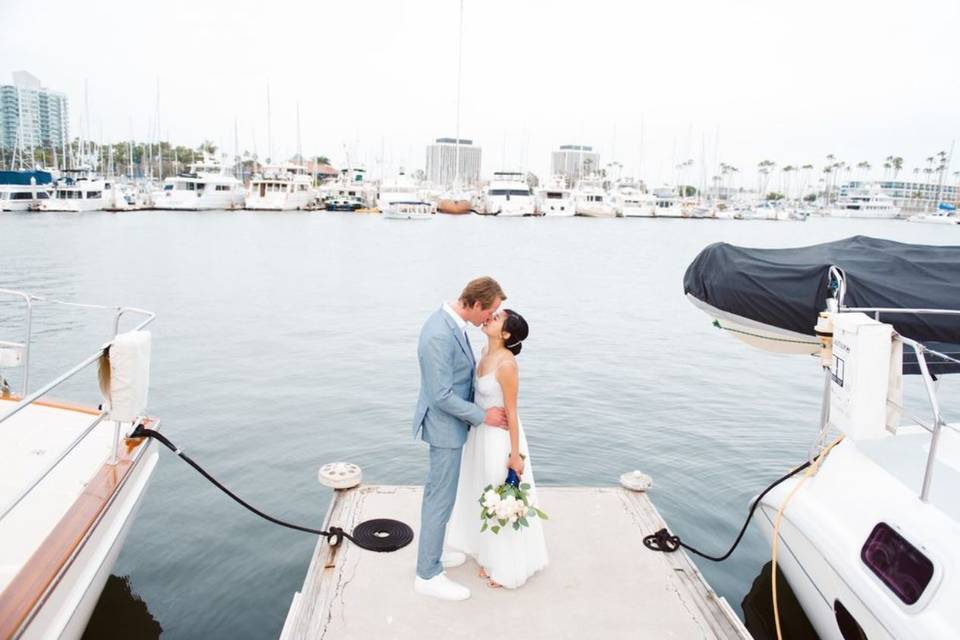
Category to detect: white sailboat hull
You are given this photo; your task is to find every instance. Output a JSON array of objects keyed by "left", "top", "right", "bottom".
[
  {"left": 19, "top": 441, "right": 159, "bottom": 640},
  {"left": 755, "top": 433, "right": 959, "bottom": 640}
]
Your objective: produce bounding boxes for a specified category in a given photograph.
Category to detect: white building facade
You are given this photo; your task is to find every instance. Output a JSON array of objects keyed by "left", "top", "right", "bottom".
[
  {"left": 551, "top": 144, "right": 599, "bottom": 184},
  {"left": 425, "top": 137, "right": 481, "bottom": 187},
  {"left": 0, "top": 71, "right": 70, "bottom": 164}
]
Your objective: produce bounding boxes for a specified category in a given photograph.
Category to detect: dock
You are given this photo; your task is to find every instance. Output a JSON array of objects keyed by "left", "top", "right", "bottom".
[{"left": 280, "top": 479, "right": 751, "bottom": 640}]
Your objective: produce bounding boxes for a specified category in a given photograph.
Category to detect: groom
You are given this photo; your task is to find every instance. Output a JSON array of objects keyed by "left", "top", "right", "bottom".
[{"left": 412, "top": 276, "right": 508, "bottom": 601}]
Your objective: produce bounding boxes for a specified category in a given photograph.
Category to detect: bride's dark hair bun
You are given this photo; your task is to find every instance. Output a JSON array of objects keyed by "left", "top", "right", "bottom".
[{"left": 503, "top": 309, "right": 529, "bottom": 356}]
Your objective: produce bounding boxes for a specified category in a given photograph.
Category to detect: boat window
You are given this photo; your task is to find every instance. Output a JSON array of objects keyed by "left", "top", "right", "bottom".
[
  {"left": 546, "top": 192, "right": 562, "bottom": 199},
  {"left": 86, "top": 191, "right": 101, "bottom": 199},
  {"left": 164, "top": 184, "right": 174, "bottom": 191},
  {"left": 833, "top": 600, "right": 868, "bottom": 640},
  {"left": 104, "top": 183, "right": 111, "bottom": 189},
  {"left": 11, "top": 192, "right": 33, "bottom": 200},
  {"left": 860, "top": 522, "right": 933, "bottom": 605},
  {"left": 197, "top": 183, "right": 206, "bottom": 191},
  {"left": 216, "top": 185, "right": 230, "bottom": 191},
  {"left": 37, "top": 192, "right": 49, "bottom": 199}
]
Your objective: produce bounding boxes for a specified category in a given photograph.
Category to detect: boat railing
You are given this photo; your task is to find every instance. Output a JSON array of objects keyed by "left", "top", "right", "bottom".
[
  {"left": 0, "top": 289, "right": 155, "bottom": 522},
  {"left": 838, "top": 304, "right": 960, "bottom": 502}
]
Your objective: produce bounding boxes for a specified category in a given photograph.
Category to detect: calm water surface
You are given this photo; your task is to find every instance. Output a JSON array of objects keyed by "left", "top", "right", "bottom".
[{"left": 1, "top": 212, "right": 957, "bottom": 638}]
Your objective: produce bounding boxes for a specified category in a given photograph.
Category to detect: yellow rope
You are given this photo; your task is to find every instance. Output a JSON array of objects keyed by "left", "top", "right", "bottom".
[{"left": 771, "top": 435, "right": 845, "bottom": 640}]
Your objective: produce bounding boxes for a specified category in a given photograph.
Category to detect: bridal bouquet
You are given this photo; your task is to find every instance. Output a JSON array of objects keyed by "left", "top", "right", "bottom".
[{"left": 479, "top": 463, "right": 548, "bottom": 535}]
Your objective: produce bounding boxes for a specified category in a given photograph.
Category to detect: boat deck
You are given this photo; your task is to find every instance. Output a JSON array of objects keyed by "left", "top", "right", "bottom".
[
  {"left": 280, "top": 483, "right": 750, "bottom": 640},
  {"left": 0, "top": 398, "right": 109, "bottom": 592}
]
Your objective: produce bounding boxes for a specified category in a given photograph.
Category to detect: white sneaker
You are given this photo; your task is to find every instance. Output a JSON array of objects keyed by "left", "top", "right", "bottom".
[
  {"left": 414, "top": 572, "right": 471, "bottom": 601},
  {"left": 441, "top": 550, "right": 466, "bottom": 568}
]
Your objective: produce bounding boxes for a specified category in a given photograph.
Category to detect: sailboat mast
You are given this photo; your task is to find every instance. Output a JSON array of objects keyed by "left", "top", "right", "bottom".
[
  {"left": 234, "top": 117, "right": 240, "bottom": 180},
  {"left": 296, "top": 102, "right": 302, "bottom": 164},
  {"left": 267, "top": 82, "right": 273, "bottom": 164},
  {"left": 453, "top": 0, "right": 464, "bottom": 189}
]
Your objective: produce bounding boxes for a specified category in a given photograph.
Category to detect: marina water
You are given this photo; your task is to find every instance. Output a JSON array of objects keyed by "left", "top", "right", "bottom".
[{"left": 1, "top": 212, "right": 957, "bottom": 638}]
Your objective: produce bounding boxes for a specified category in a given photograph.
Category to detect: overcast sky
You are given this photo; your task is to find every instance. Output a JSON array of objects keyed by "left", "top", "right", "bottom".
[{"left": 3, "top": 0, "right": 958, "bottom": 186}]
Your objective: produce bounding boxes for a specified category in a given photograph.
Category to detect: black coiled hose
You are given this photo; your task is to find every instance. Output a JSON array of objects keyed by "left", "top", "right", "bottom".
[{"left": 129, "top": 424, "right": 413, "bottom": 553}]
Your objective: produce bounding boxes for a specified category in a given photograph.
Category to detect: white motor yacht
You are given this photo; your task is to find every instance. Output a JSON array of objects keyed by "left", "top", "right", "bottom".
[
  {"left": 155, "top": 156, "right": 245, "bottom": 211},
  {"left": 0, "top": 289, "right": 159, "bottom": 640},
  {"left": 0, "top": 170, "right": 53, "bottom": 212},
  {"left": 378, "top": 171, "right": 425, "bottom": 213},
  {"left": 246, "top": 163, "right": 315, "bottom": 211},
  {"left": 319, "top": 168, "right": 377, "bottom": 212},
  {"left": 39, "top": 169, "right": 115, "bottom": 213},
  {"left": 574, "top": 177, "right": 616, "bottom": 218},
  {"left": 612, "top": 183, "right": 656, "bottom": 217},
  {"left": 478, "top": 172, "right": 536, "bottom": 216},
  {"left": 650, "top": 187, "right": 684, "bottom": 218},
  {"left": 535, "top": 176, "right": 575, "bottom": 217},
  {"left": 684, "top": 237, "right": 960, "bottom": 640},
  {"left": 829, "top": 184, "right": 901, "bottom": 219},
  {"left": 382, "top": 200, "right": 434, "bottom": 220}
]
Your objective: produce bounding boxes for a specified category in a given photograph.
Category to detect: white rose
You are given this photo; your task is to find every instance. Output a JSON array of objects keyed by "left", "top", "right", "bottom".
[
  {"left": 483, "top": 490, "right": 500, "bottom": 508},
  {"left": 496, "top": 503, "right": 510, "bottom": 519},
  {"left": 509, "top": 515, "right": 518, "bottom": 524}
]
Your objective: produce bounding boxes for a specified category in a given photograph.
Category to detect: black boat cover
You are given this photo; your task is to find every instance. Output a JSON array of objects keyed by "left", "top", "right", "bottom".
[{"left": 683, "top": 235, "right": 960, "bottom": 375}]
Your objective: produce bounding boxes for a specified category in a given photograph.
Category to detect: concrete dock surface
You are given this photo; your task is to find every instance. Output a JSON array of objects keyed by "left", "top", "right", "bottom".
[{"left": 280, "top": 485, "right": 751, "bottom": 640}]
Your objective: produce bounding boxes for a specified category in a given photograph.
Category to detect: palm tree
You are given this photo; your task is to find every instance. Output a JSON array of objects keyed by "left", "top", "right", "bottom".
[
  {"left": 757, "top": 159, "right": 776, "bottom": 197},
  {"left": 800, "top": 164, "right": 814, "bottom": 200},
  {"left": 856, "top": 161, "right": 871, "bottom": 180},
  {"left": 781, "top": 165, "right": 796, "bottom": 199},
  {"left": 891, "top": 156, "right": 904, "bottom": 180}
]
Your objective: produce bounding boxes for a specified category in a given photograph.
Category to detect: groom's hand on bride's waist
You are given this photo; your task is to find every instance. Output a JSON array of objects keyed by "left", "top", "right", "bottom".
[{"left": 484, "top": 407, "right": 508, "bottom": 429}]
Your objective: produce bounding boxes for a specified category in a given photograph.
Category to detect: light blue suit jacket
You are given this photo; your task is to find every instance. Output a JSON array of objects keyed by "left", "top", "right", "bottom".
[{"left": 412, "top": 307, "right": 486, "bottom": 448}]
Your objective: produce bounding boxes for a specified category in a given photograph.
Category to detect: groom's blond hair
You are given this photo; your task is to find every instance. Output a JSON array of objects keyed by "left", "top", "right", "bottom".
[{"left": 459, "top": 277, "right": 506, "bottom": 309}]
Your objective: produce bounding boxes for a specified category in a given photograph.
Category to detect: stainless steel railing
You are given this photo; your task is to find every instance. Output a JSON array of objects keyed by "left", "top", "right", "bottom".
[
  {"left": 833, "top": 299, "right": 959, "bottom": 503},
  {"left": 0, "top": 289, "right": 156, "bottom": 521}
]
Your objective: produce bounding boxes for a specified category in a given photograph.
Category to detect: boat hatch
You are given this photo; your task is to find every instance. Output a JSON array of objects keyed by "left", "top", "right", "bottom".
[{"left": 860, "top": 522, "right": 933, "bottom": 605}]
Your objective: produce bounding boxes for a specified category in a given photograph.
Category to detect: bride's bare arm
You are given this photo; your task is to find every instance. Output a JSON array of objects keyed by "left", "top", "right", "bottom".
[{"left": 497, "top": 360, "right": 524, "bottom": 475}]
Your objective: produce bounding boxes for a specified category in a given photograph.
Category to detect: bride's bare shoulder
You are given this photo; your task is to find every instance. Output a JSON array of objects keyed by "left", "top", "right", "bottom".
[{"left": 495, "top": 354, "right": 518, "bottom": 376}]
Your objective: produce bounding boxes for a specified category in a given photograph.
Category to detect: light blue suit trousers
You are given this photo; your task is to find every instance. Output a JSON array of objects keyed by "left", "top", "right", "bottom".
[{"left": 413, "top": 308, "right": 486, "bottom": 579}]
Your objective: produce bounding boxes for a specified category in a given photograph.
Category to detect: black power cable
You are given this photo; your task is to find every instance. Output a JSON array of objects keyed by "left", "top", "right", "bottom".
[
  {"left": 643, "top": 460, "right": 812, "bottom": 562},
  {"left": 129, "top": 424, "right": 413, "bottom": 553}
]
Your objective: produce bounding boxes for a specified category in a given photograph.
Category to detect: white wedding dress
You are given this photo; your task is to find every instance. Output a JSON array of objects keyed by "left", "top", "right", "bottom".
[{"left": 446, "top": 368, "right": 548, "bottom": 588}]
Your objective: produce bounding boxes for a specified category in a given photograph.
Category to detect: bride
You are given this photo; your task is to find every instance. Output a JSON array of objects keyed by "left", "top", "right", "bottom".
[{"left": 446, "top": 309, "right": 548, "bottom": 588}]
